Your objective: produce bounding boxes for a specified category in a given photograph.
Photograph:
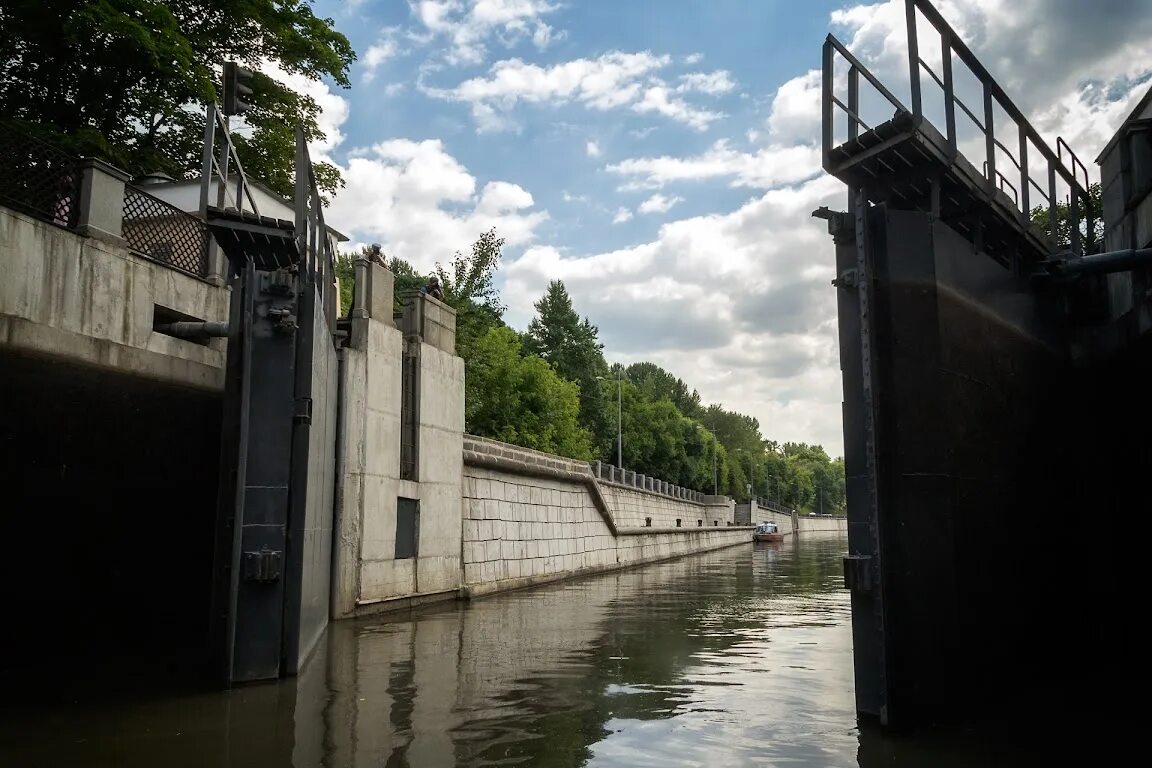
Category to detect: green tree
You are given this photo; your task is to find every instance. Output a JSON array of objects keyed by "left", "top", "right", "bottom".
[
  {"left": 465, "top": 327, "right": 593, "bottom": 460},
  {"left": 524, "top": 280, "right": 611, "bottom": 451},
  {"left": 434, "top": 228, "right": 507, "bottom": 358},
  {"left": 1029, "top": 182, "right": 1103, "bottom": 251},
  {"left": 0, "top": 0, "right": 354, "bottom": 198},
  {"left": 624, "top": 362, "right": 702, "bottom": 418}
]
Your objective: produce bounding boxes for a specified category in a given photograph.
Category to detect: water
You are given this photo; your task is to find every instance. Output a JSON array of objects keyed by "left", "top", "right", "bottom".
[{"left": 0, "top": 535, "right": 1045, "bottom": 766}]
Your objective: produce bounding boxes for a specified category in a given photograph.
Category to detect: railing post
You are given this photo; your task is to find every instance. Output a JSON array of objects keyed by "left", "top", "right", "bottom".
[
  {"left": 1019, "top": 123, "right": 1030, "bottom": 220},
  {"left": 941, "top": 30, "right": 956, "bottom": 158},
  {"left": 848, "top": 66, "right": 859, "bottom": 141},
  {"left": 1048, "top": 164, "right": 1058, "bottom": 247},
  {"left": 76, "top": 158, "right": 130, "bottom": 246},
  {"left": 822, "top": 37, "right": 834, "bottom": 166},
  {"left": 983, "top": 83, "right": 996, "bottom": 185},
  {"left": 905, "top": 0, "right": 922, "bottom": 119}
]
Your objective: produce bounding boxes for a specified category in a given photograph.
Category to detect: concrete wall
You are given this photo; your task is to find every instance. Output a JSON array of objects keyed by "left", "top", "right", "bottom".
[
  {"left": 334, "top": 281, "right": 465, "bottom": 616},
  {"left": 461, "top": 436, "right": 750, "bottom": 597},
  {"left": 0, "top": 205, "right": 228, "bottom": 389}
]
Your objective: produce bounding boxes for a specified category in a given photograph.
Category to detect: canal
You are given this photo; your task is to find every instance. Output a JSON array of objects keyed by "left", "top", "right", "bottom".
[{"left": 0, "top": 534, "right": 1043, "bottom": 766}]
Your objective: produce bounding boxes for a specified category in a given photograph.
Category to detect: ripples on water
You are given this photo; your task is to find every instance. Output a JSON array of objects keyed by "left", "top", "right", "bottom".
[{"left": 0, "top": 534, "right": 1046, "bottom": 766}]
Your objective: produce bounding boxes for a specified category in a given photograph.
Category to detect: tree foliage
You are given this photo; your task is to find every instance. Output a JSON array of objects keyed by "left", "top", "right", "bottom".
[
  {"left": 1029, "top": 182, "right": 1104, "bottom": 251},
  {"left": 339, "top": 228, "right": 846, "bottom": 509},
  {"left": 465, "top": 327, "right": 594, "bottom": 460},
  {"left": 0, "top": 0, "right": 355, "bottom": 198},
  {"left": 434, "top": 228, "right": 507, "bottom": 360},
  {"left": 524, "top": 280, "right": 611, "bottom": 451}
]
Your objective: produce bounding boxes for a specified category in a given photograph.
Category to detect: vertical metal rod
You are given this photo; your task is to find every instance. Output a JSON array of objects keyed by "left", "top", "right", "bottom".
[
  {"left": 1019, "top": 123, "right": 1030, "bottom": 218},
  {"left": 983, "top": 83, "right": 995, "bottom": 185},
  {"left": 940, "top": 31, "right": 956, "bottom": 157},
  {"left": 1070, "top": 187, "right": 1082, "bottom": 255},
  {"left": 199, "top": 103, "right": 216, "bottom": 218},
  {"left": 822, "top": 38, "right": 834, "bottom": 166},
  {"left": 848, "top": 66, "right": 860, "bottom": 140},
  {"left": 216, "top": 113, "right": 230, "bottom": 211},
  {"left": 616, "top": 376, "right": 623, "bottom": 470},
  {"left": 905, "top": 0, "right": 922, "bottom": 119},
  {"left": 1048, "top": 164, "right": 1058, "bottom": 246},
  {"left": 294, "top": 126, "right": 308, "bottom": 265}
]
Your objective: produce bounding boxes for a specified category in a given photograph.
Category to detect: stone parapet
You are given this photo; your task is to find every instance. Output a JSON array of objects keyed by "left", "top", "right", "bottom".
[{"left": 398, "top": 290, "right": 456, "bottom": 354}]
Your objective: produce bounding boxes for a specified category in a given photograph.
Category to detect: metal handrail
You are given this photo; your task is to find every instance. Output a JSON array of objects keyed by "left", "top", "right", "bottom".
[
  {"left": 199, "top": 102, "right": 261, "bottom": 221},
  {"left": 904, "top": 0, "right": 1094, "bottom": 251}
]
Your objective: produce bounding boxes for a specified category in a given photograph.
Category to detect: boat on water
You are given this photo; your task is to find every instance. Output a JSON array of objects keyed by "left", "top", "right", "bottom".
[{"left": 753, "top": 521, "right": 784, "bottom": 542}]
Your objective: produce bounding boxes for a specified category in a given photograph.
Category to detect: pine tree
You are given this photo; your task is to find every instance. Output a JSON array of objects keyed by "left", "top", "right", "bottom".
[{"left": 524, "top": 281, "right": 611, "bottom": 452}]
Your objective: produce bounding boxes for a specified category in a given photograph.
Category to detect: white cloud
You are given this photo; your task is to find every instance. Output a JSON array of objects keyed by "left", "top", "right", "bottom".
[
  {"left": 637, "top": 193, "right": 683, "bottom": 214},
  {"left": 327, "top": 139, "right": 547, "bottom": 271},
  {"left": 632, "top": 84, "right": 725, "bottom": 131},
  {"left": 362, "top": 32, "right": 401, "bottom": 83},
  {"left": 409, "top": 0, "right": 561, "bottom": 66},
  {"left": 766, "top": 69, "right": 821, "bottom": 143},
  {"left": 504, "top": 175, "right": 847, "bottom": 452},
  {"left": 612, "top": 207, "right": 633, "bottom": 224},
  {"left": 678, "top": 70, "right": 736, "bottom": 95},
  {"left": 260, "top": 63, "right": 349, "bottom": 163},
  {"left": 684, "top": 52, "right": 704, "bottom": 65},
  {"left": 424, "top": 51, "right": 732, "bottom": 131},
  {"left": 608, "top": 140, "right": 821, "bottom": 190},
  {"left": 586, "top": 140, "right": 602, "bottom": 157}
]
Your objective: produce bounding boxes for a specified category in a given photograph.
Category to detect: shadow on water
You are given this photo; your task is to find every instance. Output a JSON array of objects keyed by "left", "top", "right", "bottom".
[{"left": 0, "top": 533, "right": 1068, "bottom": 767}]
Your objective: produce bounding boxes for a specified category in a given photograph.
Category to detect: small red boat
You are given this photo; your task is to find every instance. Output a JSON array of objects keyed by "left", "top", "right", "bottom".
[{"left": 753, "top": 522, "right": 785, "bottom": 542}]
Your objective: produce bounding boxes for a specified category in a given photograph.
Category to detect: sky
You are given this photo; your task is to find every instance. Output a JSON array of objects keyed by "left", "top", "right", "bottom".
[{"left": 301, "top": 0, "right": 1152, "bottom": 456}]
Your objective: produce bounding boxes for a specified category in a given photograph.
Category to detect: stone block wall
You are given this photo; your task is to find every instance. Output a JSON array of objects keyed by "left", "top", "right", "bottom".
[{"left": 461, "top": 436, "right": 750, "bottom": 597}]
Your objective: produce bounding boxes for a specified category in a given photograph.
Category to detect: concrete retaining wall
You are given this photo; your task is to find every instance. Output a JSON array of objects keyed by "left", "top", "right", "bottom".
[
  {"left": 602, "top": 483, "right": 732, "bottom": 528},
  {"left": 0, "top": 206, "right": 228, "bottom": 389},
  {"left": 461, "top": 436, "right": 750, "bottom": 597},
  {"left": 797, "top": 515, "right": 848, "bottom": 533},
  {"left": 752, "top": 508, "right": 847, "bottom": 536}
]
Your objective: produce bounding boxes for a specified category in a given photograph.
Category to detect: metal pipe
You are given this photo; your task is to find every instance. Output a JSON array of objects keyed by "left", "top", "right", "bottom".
[
  {"left": 1049, "top": 248, "right": 1152, "bottom": 277},
  {"left": 155, "top": 320, "right": 229, "bottom": 338}
]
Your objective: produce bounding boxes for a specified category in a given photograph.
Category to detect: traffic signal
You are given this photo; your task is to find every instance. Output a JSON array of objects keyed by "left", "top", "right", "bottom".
[{"left": 222, "top": 62, "right": 255, "bottom": 116}]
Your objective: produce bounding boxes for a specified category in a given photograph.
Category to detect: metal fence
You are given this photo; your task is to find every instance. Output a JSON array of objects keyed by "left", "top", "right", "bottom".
[
  {"left": 122, "top": 184, "right": 210, "bottom": 278},
  {"left": 0, "top": 120, "right": 83, "bottom": 229}
]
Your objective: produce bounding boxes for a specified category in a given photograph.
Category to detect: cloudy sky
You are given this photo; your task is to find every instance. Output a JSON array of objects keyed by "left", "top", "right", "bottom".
[{"left": 306, "top": 0, "right": 1152, "bottom": 455}]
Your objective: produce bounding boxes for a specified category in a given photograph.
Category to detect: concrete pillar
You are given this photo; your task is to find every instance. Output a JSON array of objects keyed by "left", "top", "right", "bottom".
[
  {"left": 594, "top": 460, "right": 602, "bottom": 478},
  {"left": 76, "top": 157, "right": 130, "bottom": 246}
]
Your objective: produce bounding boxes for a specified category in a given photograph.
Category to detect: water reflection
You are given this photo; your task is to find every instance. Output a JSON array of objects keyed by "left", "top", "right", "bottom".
[{"left": 3, "top": 533, "right": 1031, "bottom": 766}]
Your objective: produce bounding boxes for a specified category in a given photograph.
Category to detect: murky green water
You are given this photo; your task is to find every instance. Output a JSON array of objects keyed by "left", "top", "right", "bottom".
[{"left": 0, "top": 535, "right": 1041, "bottom": 766}]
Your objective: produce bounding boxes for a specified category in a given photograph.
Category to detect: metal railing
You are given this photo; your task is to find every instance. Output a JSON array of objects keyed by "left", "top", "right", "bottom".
[
  {"left": 822, "top": 0, "right": 1096, "bottom": 255},
  {"left": 0, "top": 120, "right": 83, "bottom": 229},
  {"left": 754, "top": 496, "right": 795, "bottom": 515},
  {"left": 294, "top": 126, "right": 338, "bottom": 322},
  {"left": 199, "top": 103, "right": 261, "bottom": 220},
  {"left": 592, "top": 461, "right": 710, "bottom": 503},
  {"left": 123, "top": 185, "right": 210, "bottom": 278}
]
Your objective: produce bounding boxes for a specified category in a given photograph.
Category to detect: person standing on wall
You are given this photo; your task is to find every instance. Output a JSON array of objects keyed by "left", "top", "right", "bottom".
[{"left": 422, "top": 275, "right": 444, "bottom": 301}]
